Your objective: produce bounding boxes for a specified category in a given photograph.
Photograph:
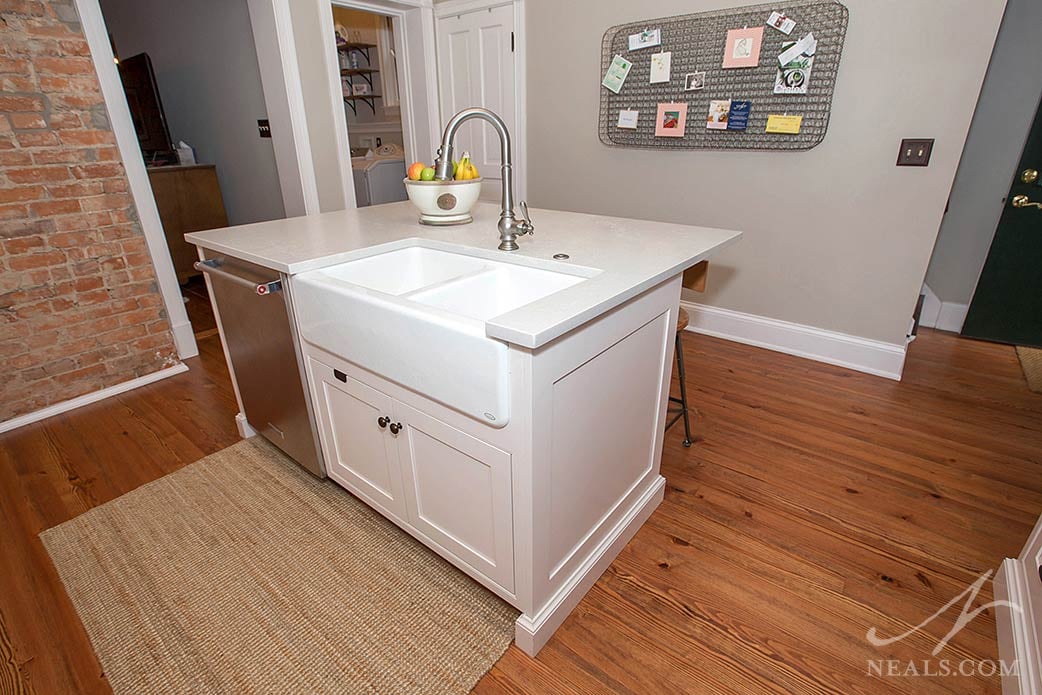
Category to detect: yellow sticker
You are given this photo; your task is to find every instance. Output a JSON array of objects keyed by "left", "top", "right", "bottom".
[{"left": 765, "top": 114, "right": 803, "bottom": 134}]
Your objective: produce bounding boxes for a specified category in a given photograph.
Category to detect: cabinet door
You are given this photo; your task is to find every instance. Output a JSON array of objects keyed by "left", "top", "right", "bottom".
[
  {"left": 310, "top": 358, "right": 406, "bottom": 519},
  {"left": 393, "top": 402, "right": 514, "bottom": 591}
]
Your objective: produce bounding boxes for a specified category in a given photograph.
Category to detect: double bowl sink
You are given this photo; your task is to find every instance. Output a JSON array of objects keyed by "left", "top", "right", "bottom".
[{"left": 293, "top": 243, "right": 597, "bottom": 426}]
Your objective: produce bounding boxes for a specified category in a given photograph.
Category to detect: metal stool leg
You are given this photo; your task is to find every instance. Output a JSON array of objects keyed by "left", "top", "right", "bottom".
[{"left": 675, "top": 331, "right": 693, "bottom": 447}]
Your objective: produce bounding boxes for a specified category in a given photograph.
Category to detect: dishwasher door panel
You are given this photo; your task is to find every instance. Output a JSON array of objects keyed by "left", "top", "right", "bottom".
[{"left": 203, "top": 253, "right": 324, "bottom": 477}]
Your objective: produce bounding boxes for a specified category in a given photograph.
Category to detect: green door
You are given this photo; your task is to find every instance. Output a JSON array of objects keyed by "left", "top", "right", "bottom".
[{"left": 961, "top": 101, "right": 1042, "bottom": 348}]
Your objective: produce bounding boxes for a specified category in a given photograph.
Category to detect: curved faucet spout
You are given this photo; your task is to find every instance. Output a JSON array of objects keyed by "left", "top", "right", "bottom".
[{"left": 434, "top": 107, "right": 533, "bottom": 251}]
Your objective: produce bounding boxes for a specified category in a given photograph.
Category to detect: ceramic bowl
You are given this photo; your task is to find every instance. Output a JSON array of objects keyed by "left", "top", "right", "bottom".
[{"left": 403, "top": 177, "right": 483, "bottom": 225}]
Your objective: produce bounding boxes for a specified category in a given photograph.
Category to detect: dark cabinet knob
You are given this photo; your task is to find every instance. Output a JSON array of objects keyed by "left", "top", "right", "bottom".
[
  {"left": 377, "top": 416, "right": 389, "bottom": 429},
  {"left": 389, "top": 422, "right": 402, "bottom": 435}
]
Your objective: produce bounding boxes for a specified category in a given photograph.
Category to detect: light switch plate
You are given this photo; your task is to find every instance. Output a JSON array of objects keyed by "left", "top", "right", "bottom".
[{"left": 897, "top": 138, "right": 934, "bottom": 166}]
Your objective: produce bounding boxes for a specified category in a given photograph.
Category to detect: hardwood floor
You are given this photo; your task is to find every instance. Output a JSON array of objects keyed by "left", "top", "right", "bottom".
[{"left": 1, "top": 329, "right": 1039, "bottom": 694}]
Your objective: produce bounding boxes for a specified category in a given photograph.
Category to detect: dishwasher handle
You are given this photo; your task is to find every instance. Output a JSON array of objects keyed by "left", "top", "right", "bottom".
[{"left": 194, "top": 259, "right": 283, "bottom": 296}]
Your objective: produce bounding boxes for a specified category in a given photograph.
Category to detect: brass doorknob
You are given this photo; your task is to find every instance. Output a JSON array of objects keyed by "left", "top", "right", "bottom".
[
  {"left": 1012, "top": 194, "right": 1042, "bottom": 209},
  {"left": 1022, "top": 169, "right": 1039, "bottom": 184}
]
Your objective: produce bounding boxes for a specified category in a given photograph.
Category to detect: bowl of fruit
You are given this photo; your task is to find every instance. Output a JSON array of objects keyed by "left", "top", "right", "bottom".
[{"left": 404, "top": 153, "right": 482, "bottom": 226}]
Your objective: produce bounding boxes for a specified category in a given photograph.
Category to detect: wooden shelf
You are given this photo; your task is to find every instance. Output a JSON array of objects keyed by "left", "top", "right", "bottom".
[
  {"left": 340, "top": 68, "right": 378, "bottom": 76},
  {"left": 336, "top": 42, "right": 376, "bottom": 51},
  {"left": 343, "top": 94, "right": 382, "bottom": 100}
]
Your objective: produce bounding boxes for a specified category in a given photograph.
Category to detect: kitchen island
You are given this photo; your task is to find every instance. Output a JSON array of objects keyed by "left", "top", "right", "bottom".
[{"left": 187, "top": 200, "right": 741, "bottom": 655}]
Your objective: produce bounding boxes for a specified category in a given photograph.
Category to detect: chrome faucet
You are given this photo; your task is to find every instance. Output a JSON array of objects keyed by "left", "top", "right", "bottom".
[{"left": 433, "top": 107, "right": 533, "bottom": 251}]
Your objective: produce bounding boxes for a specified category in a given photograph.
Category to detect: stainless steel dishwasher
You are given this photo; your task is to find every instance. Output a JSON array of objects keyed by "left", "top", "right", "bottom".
[{"left": 195, "top": 252, "right": 325, "bottom": 477}]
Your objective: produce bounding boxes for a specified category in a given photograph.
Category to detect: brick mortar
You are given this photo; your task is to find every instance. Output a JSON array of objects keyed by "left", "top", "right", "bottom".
[{"left": 0, "top": 0, "right": 179, "bottom": 423}]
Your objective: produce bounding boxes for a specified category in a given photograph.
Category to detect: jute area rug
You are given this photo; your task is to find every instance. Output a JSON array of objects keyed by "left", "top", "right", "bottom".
[
  {"left": 1017, "top": 346, "right": 1042, "bottom": 393},
  {"left": 41, "top": 437, "right": 517, "bottom": 694}
]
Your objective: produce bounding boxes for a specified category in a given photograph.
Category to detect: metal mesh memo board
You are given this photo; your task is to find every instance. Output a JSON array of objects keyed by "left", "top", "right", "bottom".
[{"left": 599, "top": 0, "right": 848, "bottom": 151}]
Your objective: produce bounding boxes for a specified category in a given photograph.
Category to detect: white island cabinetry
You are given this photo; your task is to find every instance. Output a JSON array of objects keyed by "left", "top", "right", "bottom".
[{"left": 186, "top": 201, "right": 741, "bottom": 655}]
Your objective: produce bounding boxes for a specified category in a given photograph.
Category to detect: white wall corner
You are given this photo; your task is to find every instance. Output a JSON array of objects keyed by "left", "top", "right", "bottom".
[
  {"left": 919, "top": 284, "right": 942, "bottom": 329},
  {"left": 680, "top": 301, "right": 908, "bottom": 381},
  {"left": 935, "top": 302, "right": 969, "bottom": 334},
  {"left": 918, "top": 284, "right": 968, "bottom": 333}
]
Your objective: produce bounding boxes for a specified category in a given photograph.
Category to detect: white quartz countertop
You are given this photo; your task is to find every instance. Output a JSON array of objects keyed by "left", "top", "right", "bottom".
[{"left": 186, "top": 202, "right": 741, "bottom": 348}]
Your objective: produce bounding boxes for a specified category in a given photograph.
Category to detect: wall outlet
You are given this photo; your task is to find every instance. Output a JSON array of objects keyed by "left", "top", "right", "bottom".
[{"left": 897, "top": 138, "right": 934, "bottom": 166}]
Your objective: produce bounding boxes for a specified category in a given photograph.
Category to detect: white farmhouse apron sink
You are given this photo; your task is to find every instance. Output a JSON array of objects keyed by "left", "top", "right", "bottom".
[{"left": 292, "top": 244, "right": 589, "bottom": 426}]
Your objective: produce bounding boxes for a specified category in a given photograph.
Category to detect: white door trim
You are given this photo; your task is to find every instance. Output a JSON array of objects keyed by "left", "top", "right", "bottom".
[
  {"left": 323, "top": 0, "right": 441, "bottom": 208},
  {"left": 319, "top": 0, "right": 358, "bottom": 209},
  {"left": 434, "top": 0, "right": 527, "bottom": 201},
  {"left": 248, "top": 0, "right": 322, "bottom": 216},
  {"left": 73, "top": 0, "right": 198, "bottom": 360}
]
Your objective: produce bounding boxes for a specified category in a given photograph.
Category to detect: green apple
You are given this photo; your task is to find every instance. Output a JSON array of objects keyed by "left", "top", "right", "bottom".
[{"left": 420, "top": 167, "right": 436, "bottom": 181}]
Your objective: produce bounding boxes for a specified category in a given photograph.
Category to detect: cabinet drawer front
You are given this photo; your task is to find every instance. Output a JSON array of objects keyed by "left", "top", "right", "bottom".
[
  {"left": 395, "top": 402, "right": 514, "bottom": 592},
  {"left": 309, "top": 358, "right": 406, "bottom": 519}
]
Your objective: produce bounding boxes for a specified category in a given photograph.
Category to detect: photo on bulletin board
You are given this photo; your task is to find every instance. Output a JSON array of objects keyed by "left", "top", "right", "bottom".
[
  {"left": 722, "top": 27, "right": 763, "bottom": 68},
  {"left": 706, "top": 100, "right": 731, "bottom": 130},
  {"left": 684, "top": 72, "right": 706, "bottom": 91},
  {"left": 655, "top": 103, "right": 688, "bottom": 137}
]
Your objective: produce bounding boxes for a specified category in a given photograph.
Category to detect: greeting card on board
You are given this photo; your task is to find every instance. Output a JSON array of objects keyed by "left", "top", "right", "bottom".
[
  {"left": 727, "top": 101, "right": 751, "bottom": 130},
  {"left": 765, "top": 114, "right": 803, "bottom": 134},
  {"left": 722, "top": 27, "right": 763, "bottom": 68},
  {"left": 602, "top": 55, "right": 633, "bottom": 94},
  {"left": 774, "top": 35, "right": 816, "bottom": 94},
  {"left": 707, "top": 99, "right": 731, "bottom": 129},
  {"left": 628, "top": 28, "right": 661, "bottom": 51},
  {"left": 650, "top": 52, "right": 672, "bottom": 84},
  {"left": 766, "top": 11, "right": 796, "bottom": 35},
  {"left": 617, "top": 109, "right": 639, "bottom": 129},
  {"left": 655, "top": 103, "right": 688, "bottom": 137}
]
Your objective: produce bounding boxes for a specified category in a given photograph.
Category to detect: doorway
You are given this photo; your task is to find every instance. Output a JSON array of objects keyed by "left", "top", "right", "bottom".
[
  {"left": 98, "top": 0, "right": 288, "bottom": 339},
  {"left": 331, "top": 5, "right": 410, "bottom": 207},
  {"left": 961, "top": 97, "right": 1042, "bottom": 350},
  {"left": 435, "top": 3, "right": 518, "bottom": 203}
]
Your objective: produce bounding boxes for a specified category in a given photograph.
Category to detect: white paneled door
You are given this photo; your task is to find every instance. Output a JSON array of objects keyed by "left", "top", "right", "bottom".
[{"left": 436, "top": 4, "right": 515, "bottom": 202}]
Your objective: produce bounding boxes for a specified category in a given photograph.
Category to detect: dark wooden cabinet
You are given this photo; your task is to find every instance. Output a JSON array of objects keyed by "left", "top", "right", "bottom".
[{"left": 148, "top": 164, "right": 229, "bottom": 284}]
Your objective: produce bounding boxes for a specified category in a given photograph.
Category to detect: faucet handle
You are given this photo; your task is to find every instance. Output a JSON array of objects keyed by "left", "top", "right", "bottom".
[{"left": 519, "top": 201, "right": 534, "bottom": 235}]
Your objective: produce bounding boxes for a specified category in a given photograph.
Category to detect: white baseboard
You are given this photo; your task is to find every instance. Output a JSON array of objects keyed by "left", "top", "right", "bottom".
[
  {"left": 918, "top": 284, "right": 968, "bottom": 333},
  {"left": 514, "top": 475, "right": 665, "bottom": 656},
  {"left": 0, "top": 363, "right": 189, "bottom": 435},
  {"left": 935, "top": 302, "right": 969, "bottom": 333},
  {"left": 995, "top": 558, "right": 1041, "bottom": 695},
  {"left": 920, "top": 284, "right": 942, "bottom": 328},
  {"left": 235, "top": 412, "right": 259, "bottom": 438},
  {"left": 680, "top": 301, "right": 907, "bottom": 381},
  {"left": 171, "top": 319, "right": 199, "bottom": 359}
]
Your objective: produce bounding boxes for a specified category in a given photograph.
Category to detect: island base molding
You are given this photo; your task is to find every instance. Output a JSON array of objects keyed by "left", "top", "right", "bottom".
[{"left": 514, "top": 475, "right": 665, "bottom": 655}]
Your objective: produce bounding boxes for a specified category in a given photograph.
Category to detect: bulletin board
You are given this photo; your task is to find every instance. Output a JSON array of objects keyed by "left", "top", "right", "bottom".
[{"left": 598, "top": 0, "right": 848, "bottom": 151}]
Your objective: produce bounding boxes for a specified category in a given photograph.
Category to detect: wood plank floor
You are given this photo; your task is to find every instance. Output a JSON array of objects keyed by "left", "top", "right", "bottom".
[{"left": 1, "top": 329, "right": 1038, "bottom": 694}]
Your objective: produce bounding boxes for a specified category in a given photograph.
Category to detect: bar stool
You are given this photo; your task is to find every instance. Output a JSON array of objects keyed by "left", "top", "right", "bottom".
[{"left": 666, "top": 307, "right": 693, "bottom": 447}]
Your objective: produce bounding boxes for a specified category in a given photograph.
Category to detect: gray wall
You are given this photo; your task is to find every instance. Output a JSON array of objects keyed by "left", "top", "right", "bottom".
[
  {"left": 101, "top": 0, "right": 286, "bottom": 226},
  {"left": 924, "top": 0, "right": 1042, "bottom": 305},
  {"left": 525, "top": 0, "right": 1006, "bottom": 346}
]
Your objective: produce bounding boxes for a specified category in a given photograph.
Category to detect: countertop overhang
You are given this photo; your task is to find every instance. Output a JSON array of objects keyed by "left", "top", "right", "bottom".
[{"left": 186, "top": 202, "right": 742, "bottom": 349}]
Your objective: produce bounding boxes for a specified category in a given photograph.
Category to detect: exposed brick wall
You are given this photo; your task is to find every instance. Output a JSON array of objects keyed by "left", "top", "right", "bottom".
[{"left": 0, "top": 0, "right": 178, "bottom": 422}]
